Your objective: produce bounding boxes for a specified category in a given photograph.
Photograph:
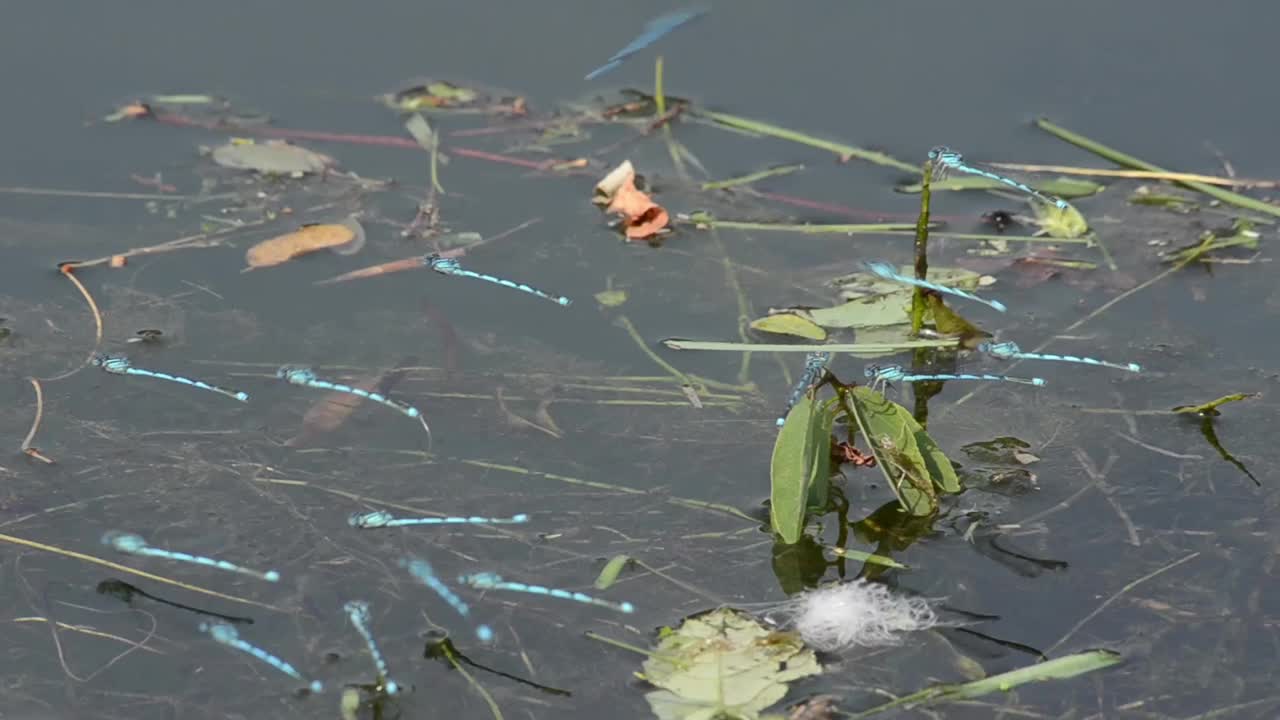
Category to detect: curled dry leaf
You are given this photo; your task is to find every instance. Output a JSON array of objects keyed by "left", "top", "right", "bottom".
[
  {"left": 243, "top": 217, "right": 366, "bottom": 270},
  {"left": 594, "top": 160, "right": 670, "bottom": 241}
]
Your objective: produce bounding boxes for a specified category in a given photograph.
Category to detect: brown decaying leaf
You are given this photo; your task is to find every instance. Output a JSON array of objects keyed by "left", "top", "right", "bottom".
[
  {"left": 243, "top": 221, "right": 363, "bottom": 270},
  {"left": 594, "top": 161, "right": 670, "bottom": 241},
  {"left": 286, "top": 366, "right": 409, "bottom": 447}
]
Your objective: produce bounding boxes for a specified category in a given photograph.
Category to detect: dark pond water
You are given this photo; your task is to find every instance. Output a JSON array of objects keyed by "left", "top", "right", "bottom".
[{"left": 2, "top": 2, "right": 1279, "bottom": 719}]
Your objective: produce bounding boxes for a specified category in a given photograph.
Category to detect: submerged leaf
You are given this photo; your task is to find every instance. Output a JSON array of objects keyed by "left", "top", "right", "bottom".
[
  {"left": 641, "top": 608, "right": 821, "bottom": 720},
  {"left": 750, "top": 313, "right": 827, "bottom": 340},
  {"left": 244, "top": 218, "right": 364, "bottom": 270},
  {"left": 594, "top": 288, "right": 629, "bottom": 307}
]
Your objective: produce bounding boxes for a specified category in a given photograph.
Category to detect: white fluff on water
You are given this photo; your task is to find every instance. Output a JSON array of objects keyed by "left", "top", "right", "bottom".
[{"left": 780, "top": 580, "right": 938, "bottom": 651}]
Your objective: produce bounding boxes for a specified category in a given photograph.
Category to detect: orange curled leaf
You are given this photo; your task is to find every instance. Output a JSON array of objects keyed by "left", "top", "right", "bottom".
[
  {"left": 607, "top": 176, "right": 669, "bottom": 240},
  {"left": 243, "top": 220, "right": 363, "bottom": 270},
  {"left": 595, "top": 161, "right": 670, "bottom": 241}
]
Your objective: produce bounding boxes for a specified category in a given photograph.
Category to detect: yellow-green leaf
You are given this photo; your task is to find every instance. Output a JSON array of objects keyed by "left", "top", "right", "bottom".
[
  {"left": 750, "top": 313, "right": 827, "bottom": 340},
  {"left": 847, "top": 388, "right": 937, "bottom": 515}
]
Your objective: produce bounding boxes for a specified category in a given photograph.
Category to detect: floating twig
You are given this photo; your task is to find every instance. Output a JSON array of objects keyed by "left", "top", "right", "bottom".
[
  {"left": 0, "top": 532, "right": 281, "bottom": 611},
  {"left": 0, "top": 186, "right": 189, "bottom": 201},
  {"left": 59, "top": 220, "right": 265, "bottom": 271},
  {"left": 38, "top": 265, "right": 104, "bottom": 382},
  {"left": 20, "top": 378, "right": 54, "bottom": 464}
]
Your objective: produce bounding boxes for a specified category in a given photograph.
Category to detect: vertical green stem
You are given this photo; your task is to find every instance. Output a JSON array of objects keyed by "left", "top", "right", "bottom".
[
  {"left": 910, "top": 156, "right": 936, "bottom": 427},
  {"left": 653, "top": 56, "right": 687, "bottom": 179},
  {"left": 910, "top": 158, "right": 933, "bottom": 335}
]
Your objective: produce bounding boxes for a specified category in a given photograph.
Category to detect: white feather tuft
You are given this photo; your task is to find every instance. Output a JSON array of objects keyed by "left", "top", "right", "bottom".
[{"left": 781, "top": 580, "right": 937, "bottom": 651}]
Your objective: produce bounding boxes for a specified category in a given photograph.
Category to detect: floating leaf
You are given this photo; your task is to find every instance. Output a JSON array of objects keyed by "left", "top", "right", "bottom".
[
  {"left": 641, "top": 608, "right": 821, "bottom": 720},
  {"left": 595, "top": 161, "right": 670, "bottom": 241},
  {"left": 1171, "top": 392, "right": 1259, "bottom": 417},
  {"left": 840, "top": 325, "right": 916, "bottom": 360},
  {"left": 815, "top": 266, "right": 987, "bottom": 331},
  {"left": 770, "top": 391, "right": 833, "bottom": 544},
  {"left": 210, "top": 140, "right": 333, "bottom": 175},
  {"left": 924, "top": 294, "right": 988, "bottom": 346},
  {"left": 384, "top": 81, "right": 481, "bottom": 111},
  {"left": 805, "top": 293, "right": 908, "bottom": 330},
  {"left": 244, "top": 218, "right": 365, "bottom": 270},
  {"left": 594, "top": 288, "right": 628, "bottom": 307},
  {"left": 1030, "top": 200, "right": 1090, "bottom": 239},
  {"left": 594, "top": 555, "right": 632, "bottom": 590},
  {"left": 750, "top": 313, "right": 827, "bottom": 340}
]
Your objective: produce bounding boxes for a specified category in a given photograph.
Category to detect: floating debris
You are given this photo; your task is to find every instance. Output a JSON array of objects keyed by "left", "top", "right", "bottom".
[{"left": 244, "top": 218, "right": 365, "bottom": 270}]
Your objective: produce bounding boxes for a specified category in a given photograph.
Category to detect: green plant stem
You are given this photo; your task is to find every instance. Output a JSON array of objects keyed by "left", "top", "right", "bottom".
[
  {"left": 582, "top": 631, "right": 656, "bottom": 657},
  {"left": 886, "top": 230, "right": 1095, "bottom": 244},
  {"left": 685, "top": 216, "right": 920, "bottom": 234},
  {"left": 700, "top": 164, "right": 805, "bottom": 191},
  {"left": 429, "top": 128, "right": 444, "bottom": 194},
  {"left": 1037, "top": 117, "right": 1280, "bottom": 218},
  {"left": 438, "top": 640, "right": 504, "bottom": 720},
  {"left": 457, "top": 459, "right": 756, "bottom": 522},
  {"left": 910, "top": 158, "right": 933, "bottom": 334},
  {"left": 663, "top": 340, "right": 958, "bottom": 352},
  {"left": 654, "top": 56, "right": 688, "bottom": 180},
  {"left": 695, "top": 110, "right": 919, "bottom": 173},
  {"left": 706, "top": 225, "right": 756, "bottom": 385},
  {"left": 614, "top": 315, "right": 696, "bottom": 388}
]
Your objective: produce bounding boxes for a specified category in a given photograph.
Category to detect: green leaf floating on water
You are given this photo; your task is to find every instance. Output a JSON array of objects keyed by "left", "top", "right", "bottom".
[
  {"left": 770, "top": 391, "right": 834, "bottom": 544},
  {"left": 209, "top": 141, "right": 332, "bottom": 175},
  {"left": 845, "top": 387, "right": 959, "bottom": 515},
  {"left": 749, "top": 313, "right": 827, "bottom": 340},
  {"left": 641, "top": 608, "right": 821, "bottom": 720},
  {"left": 1030, "top": 200, "right": 1090, "bottom": 239},
  {"left": 810, "top": 266, "right": 988, "bottom": 330},
  {"left": 594, "top": 554, "right": 632, "bottom": 590}
]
